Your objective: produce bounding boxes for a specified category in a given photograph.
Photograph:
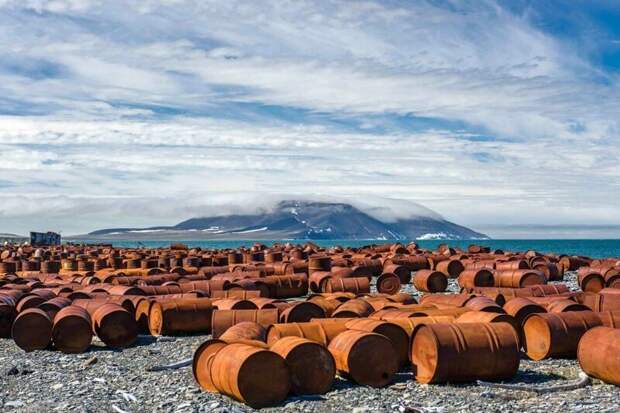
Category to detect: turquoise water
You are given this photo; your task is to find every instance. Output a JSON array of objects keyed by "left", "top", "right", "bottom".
[{"left": 68, "top": 239, "right": 620, "bottom": 258}]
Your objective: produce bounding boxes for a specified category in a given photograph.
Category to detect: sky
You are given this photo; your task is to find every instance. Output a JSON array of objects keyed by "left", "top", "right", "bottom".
[{"left": 0, "top": 0, "right": 619, "bottom": 237}]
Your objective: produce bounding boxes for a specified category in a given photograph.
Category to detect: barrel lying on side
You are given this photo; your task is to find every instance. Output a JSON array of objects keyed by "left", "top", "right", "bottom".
[
  {"left": 193, "top": 341, "right": 290, "bottom": 408},
  {"left": 413, "top": 270, "right": 448, "bottom": 293},
  {"left": 522, "top": 311, "right": 602, "bottom": 360},
  {"left": 411, "top": 322, "right": 520, "bottom": 383},
  {"left": 578, "top": 326, "right": 620, "bottom": 386},
  {"left": 327, "top": 329, "right": 398, "bottom": 388},
  {"left": 148, "top": 298, "right": 212, "bottom": 336},
  {"left": 211, "top": 309, "right": 279, "bottom": 339}
]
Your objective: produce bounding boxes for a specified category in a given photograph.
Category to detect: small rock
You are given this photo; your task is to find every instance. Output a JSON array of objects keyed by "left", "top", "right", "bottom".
[
  {"left": 83, "top": 356, "right": 98, "bottom": 367},
  {"left": 158, "top": 337, "right": 176, "bottom": 342},
  {"left": 52, "top": 383, "right": 63, "bottom": 390},
  {"left": 4, "top": 401, "right": 25, "bottom": 408},
  {"left": 5, "top": 366, "right": 19, "bottom": 376}
]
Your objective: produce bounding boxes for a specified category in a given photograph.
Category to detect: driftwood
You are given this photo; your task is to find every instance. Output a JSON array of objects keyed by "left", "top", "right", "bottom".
[
  {"left": 148, "top": 357, "right": 193, "bottom": 372},
  {"left": 477, "top": 371, "right": 591, "bottom": 394}
]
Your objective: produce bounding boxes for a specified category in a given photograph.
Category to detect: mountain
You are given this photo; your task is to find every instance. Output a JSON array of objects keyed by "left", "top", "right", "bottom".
[
  {"left": 82, "top": 200, "right": 488, "bottom": 240},
  {"left": 0, "top": 233, "right": 24, "bottom": 239}
]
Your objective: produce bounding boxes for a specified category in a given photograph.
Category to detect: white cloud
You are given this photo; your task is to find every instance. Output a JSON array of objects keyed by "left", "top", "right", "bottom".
[{"left": 0, "top": 0, "right": 618, "bottom": 235}]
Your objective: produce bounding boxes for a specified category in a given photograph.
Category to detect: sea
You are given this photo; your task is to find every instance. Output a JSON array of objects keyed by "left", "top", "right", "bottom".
[{"left": 67, "top": 239, "right": 620, "bottom": 259}]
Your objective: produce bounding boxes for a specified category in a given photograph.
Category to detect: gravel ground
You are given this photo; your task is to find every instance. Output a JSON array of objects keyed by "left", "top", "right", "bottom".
[{"left": 2, "top": 271, "right": 619, "bottom": 413}]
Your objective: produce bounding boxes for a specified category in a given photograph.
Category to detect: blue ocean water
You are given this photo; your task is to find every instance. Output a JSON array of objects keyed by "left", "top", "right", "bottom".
[{"left": 68, "top": 239, "right": 620, "bottom": 258}]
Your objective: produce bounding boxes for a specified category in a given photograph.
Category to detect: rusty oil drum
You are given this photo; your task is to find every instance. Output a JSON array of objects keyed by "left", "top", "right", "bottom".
[
  {"left": 457, "top": 269, "right": 495, "bottom": 290},
  {"left": 266, "top": 322, "right": 347, "bottom": 347},
  {"left": 270, "top": 336, "right": 336, "bottom": 395},
  {"left": 413, "top": 270, "right": 447, "bottom": 293},
  {"left": 12, "top": 308, "right": 53, "bottom": 352},
  {"left": 202, "top": 342, "right": 290, "bottom": 408},
  {"left": 148, "top": 298, "right": 212, "bottom": 336},
  {"left": 219, "top": 321, "right": 267, "bottom": 343},
  {"left": 344, "top": 318, "right": 409, "bottom": 368},
  {"left": 577, "top": 326, "right": 620, "bottom": 386},
  {"left": 211, "top": 309, "right": 279, "bottom": 339},
  {"left": 522, "top": 311, "right": 602, "bottom": 360},
  {"left": 91, "top": 303, "right": 138, "bottom": 348},
  {"left": 52, "top": 305, "right": 93, "bottom": 353},
  {"left": 494, "top": 270, "right": 547, "bottom": 288},
  {"left": 327, "top": 329, "right": 398, "bottom": 387},
  {"left": 411, "top": 322, "right": 520, "bottom": 383},
  {"left": 376, "top": 272, "right": 402, "bottom": 295}
]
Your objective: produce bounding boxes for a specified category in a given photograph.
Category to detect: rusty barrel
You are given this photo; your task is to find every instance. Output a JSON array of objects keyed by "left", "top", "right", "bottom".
[
  {"left": 247, "top": 297, "right": 281, "bottom": 309},
  {"left": 213, "top": 298, "right": 258, "bottom": 310},
  {"left": 502, "top": 297, "right": 546, "bottom": 341},
  {"left": 495, "top": 260, "right": 529, "bottom": 271},
  {"left": 376, "top": 272, "right": 402, "bottom": 295},
  {"left": 458, "top": 269, "right": 495, "bottom": 290},
  {"left": 270, "top": 336, "right": 336, "bottom": 395},
  {"left": 595, "top": 310, "right": 620, "bottom": 328},
  {"left": 193, "top": 339, "right": 228, "bottom": 392},
  {"left": 344, "top": 318, "right": 409, "bottom": 368},
  {"left": 419, "top": 293, "right": 474, "bottom": 308},
  {"left": 211, "top": 309, "right": 279, "bottom": 339},
  {"left": 388, "top": 315, "right": 456, "bottom": 339},
  {"left": 413, "top": 270, "right": 447, "bottom": 293},
  {"left": 134, "top": 299, "right": 154, "bottom": 334},
  {"left": 324, "top": 277, "right": 370, "bottom": 294},
  {"left": 327, "top": 329, "right": 398, "bottom": 387},
  {"left": 577, "top": 326, "right": 620, "bottom": 386},
  {"left": 194, "top": 341, "right": 290, "bottom": 408},
  {"left": 209, "top": 290, "right": 261, "bottom": 300},
  {"left": 545, "top": 299, "right": 590, "bottom": 313},
  {"left": 92, "top": 303, "right": 138, "bottom": 348},
  {"left": 435, "top": 259, "right": 465, "bottom": 278},
  {"left": 38, "top": 297, "right": 72, "bottom": 319},
  {"left": 494, "top": 270, "right": 546, "bottom": 288},
  {"left": 331, "top": 299, "right": 374, "bottom": 318},
  {"left": 266, "top": 322, "right": 347, "bottom": 347},
  {"left": 522, "top": 311, "right": 602, "bottom": 360},
  {"left": 16, "top": 295, "right": 47, "bottom": 313},
  {"left": 382, "top": 264, "right": 412, "bottom": 284},
  {"left": 149, "top": 298, "right": 212, "bottom": 336},
  {"left": 410, "top": 307, "right": 471, "bottom": 318},
  {"left": 309, "top": 271, "right": 332, "bottom": 293},
  {"left": 464, "top": 296, "right": 504, "bottom": 313},
  {"left": 362, "top": 296, "right": 395, "bottom": 312},
  {"left": 262, "top": 275, "right": 308, "bottom": 298},
  {"left": 12, "top": 308, "right": 53, "bottom": 352},
  {"left": 455, "top": 311, "right": 519, "bottom": 338},
  {"left": 411, "top": 322, "right": 520, "bottom": 383},
  {"left": 52, "top": 305, "right": 92, "bottom": 353},
  {"left": 279, "top": 302, "right": 325, "bottom": 323},
  {"left": 308, "top": 256, "right": 332, "bottom": 274},
  {"left": 0, "top": 297, "right": 17, "bottom": 338},
  {"left": 577, "top": 269, "right": 605, "bottom": 293},
  {"left": 220, "top": 321, "right": 267, "bottom": 343},
  {"left": 578, "top": 291, "right": 620, "bottom": 311}
]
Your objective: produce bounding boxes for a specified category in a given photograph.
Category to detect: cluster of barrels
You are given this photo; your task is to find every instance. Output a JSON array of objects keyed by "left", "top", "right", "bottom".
[{"left": 1, "top": 242, "right": 620, "bottom": 407}]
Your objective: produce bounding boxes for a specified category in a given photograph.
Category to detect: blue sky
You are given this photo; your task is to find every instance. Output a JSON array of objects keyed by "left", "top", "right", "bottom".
[{"left": 0, "top": 0, "right": 619, "bottom": 236}]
